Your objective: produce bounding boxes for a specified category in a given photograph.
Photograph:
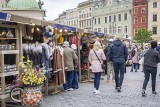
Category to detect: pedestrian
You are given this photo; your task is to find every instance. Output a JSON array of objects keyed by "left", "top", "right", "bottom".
[
  {"left": 63, "top": 41, "right": 78, "bottom": 91},
  {"left": 131, "top": 44, "right": 140, "bottom": 72},
  {"left": 142, "top": 41, "right": 160, "bottom": 96},
  {"left": 109, "top": 37, "right": 128, "bottom": 92},
  {"left": 71, "top": 44, "right": 79, "bottom": 89},
  {"left": 89, "top": 41, "right": 106, "bottom": 94},
  {"left": 107, "top": 40, "right": 115, "bottom": 81}
]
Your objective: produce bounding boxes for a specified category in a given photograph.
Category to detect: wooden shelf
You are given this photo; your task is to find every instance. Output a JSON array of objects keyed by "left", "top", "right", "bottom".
[
  {"left": 0, "top": 91, "right": 20, "bottom": 99},
  {"left": 0, "top": 50, "right": 19, "bottom": 54},
  {"left": 0, "top": 38, "right": 17, "bottom": 40},
  {"left": 0, "top": 71, "right": 19, "bottom": 77}
]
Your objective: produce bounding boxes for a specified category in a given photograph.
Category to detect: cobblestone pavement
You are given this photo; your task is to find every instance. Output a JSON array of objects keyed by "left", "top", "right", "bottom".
[{"left": 41, "top": 66, "right": 160, "bottom": 107}]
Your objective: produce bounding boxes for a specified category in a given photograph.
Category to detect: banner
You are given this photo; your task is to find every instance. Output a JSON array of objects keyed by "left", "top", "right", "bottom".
[{"left": 0, "top": 12, "right": 11, "bottom": 21}]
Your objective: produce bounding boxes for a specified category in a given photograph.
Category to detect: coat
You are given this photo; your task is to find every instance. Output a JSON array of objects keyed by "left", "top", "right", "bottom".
[
  {"left": 108, "top": 40, "right": 128, "bottom": 64},
  {"left": 64, "top": 47, "right": 78, "bottom": 71},
  {"left": 132, "top": 48, "right": 140, "bottom": 63},
  {"left": 89, "top": 49, "right": 106, "bottom": 73}
]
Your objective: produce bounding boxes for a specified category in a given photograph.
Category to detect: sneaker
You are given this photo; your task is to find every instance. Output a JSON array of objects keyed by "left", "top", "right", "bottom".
[
  {"left": 95, "top": 90, "right": 100, "bottom": 94},
  {"left": 94, "top": 88, "right": 96, "bottom": 93},
  {"left": 152, "top": 91, "right": 158, "bottom": 95},
  {"left": 142, "top": 91, "right": 146, "bottom": 97},
  {"left": 64, "top": 90, "right": 68, "bottom": 92},
  {"left": 68, "top": 88, "right": 73, "bottom": 91},
  {"left": 117, "top": 87, "right": 121, "bottom": 92}
]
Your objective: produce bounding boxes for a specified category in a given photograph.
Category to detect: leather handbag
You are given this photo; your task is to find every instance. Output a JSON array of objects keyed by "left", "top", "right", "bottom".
[{"left": 93, "top": 49, "right": 106, "bottom": 69}]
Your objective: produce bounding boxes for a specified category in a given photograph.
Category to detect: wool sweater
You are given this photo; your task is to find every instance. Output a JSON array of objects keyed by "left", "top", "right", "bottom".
[{"left": 144, "top": 48, "right": 160, "bottom": 68}]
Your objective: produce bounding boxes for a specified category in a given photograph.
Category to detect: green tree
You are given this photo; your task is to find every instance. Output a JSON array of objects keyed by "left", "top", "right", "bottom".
[{"left": 134, "top": 29, "right": 153, "bottom": 45}]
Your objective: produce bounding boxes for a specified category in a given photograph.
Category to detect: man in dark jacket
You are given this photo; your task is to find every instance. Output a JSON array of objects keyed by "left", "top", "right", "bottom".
[{"left": 109, "top": 37, "right": 128, "bottom": 92}]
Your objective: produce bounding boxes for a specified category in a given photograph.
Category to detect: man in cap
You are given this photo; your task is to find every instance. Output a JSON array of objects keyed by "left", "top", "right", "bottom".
[{"left": 63, "top": 41, "right": 78, "bottom": 91}]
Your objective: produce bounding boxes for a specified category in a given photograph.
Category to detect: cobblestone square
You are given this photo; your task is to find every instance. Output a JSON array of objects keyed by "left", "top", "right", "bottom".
[{"left": 41, "top": 67, "right": 160, "bottom": 107}]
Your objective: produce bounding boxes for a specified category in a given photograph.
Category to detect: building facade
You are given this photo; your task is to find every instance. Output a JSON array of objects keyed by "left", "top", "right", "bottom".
[
  {"left": 132, "top": 0, "right": 148, "bottom": 37},
  {"left": 148, "top": 0, "right": 160, "bottom": 41},
  {"left": 0, "top": 0, "right": 45, "bottom": 20},
  {"left": 78, "top": 0, "right": 93, "bottom": 32},
  {"left": 66, "top": 8, "right": 79, "bottom": 27},
  {"left": 59, "top": 12, "right": 66, "bottom": 25},
  {"left": 92, "top": 0, "right": 132, "bottom": 39}
]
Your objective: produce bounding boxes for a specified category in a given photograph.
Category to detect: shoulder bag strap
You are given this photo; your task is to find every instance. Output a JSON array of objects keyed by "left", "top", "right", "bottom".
[{"left": 93, "top": 49, "right": 101, "bottom": 63}]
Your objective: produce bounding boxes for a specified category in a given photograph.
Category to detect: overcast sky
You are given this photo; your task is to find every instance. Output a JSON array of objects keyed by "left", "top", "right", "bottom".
[{"left": 43, "top": 0, "right": 86, "bottom": 21}]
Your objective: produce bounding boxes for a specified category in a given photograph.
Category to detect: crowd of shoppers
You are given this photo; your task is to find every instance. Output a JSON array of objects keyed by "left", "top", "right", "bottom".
[{"left": 62, "top": 37, "right": 160, "bottom": 97}]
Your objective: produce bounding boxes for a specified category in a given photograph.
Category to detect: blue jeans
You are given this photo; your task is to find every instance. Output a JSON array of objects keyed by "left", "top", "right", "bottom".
[
  {"left": 113, "top": 62, "right": 125, "bottom": 87},
  {"left": 142, "top": 66, "right": 157, "bottom": 92},
  {"left": 131, "top": 63, "right": 139, "bottom": 72},
  {"left": 72, "top": 71, "right": 79, "bottom": 89},
  {"left": 94, "top": 72, "right": 101, "bottom": 90},
  {"left": 63, "top": 71, "right": 74, "bottom": 90}
]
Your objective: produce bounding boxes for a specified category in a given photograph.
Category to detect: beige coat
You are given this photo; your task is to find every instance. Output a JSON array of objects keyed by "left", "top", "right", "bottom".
[{"left": 64, "top": 47, "right": 78, "bottom": 71}]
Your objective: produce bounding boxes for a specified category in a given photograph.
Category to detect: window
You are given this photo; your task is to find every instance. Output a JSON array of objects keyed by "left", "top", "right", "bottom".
[
  {"left": 113, "top": 26, "right": 116, "bottom": 34},
  {"left": 79, "top": 15, "right": 81, "bottom": 19},
  {"left": 141, "top": 16, "right": 146, "bottom": 23},
  {"left": 87, "top": 13, "right": 88, "bottom": 18},
  {"left": 94, "top": 28, "right": 97, "bottom": 32},
  {"left": 105, "top": 17, "right": 107, "bottom": 23},
  {"left": 124, "top": 13, "right": 127, "bottom": 20},
  {"left": 141, "top": 7, "right": 146, "bottom": 13},
  {"left": 135, "top": 29, "right": 138, "bottom": 34},
  {"left": 118, "top": 14, "right": 121, "bottom": 21},
  {"left": 98, "top": 18, "right": 100, "bottom": 24},
  {"left": 98, "top": 28, "right": 101, "bottom": 32},
  {"left": 118, "top": 26, "right": 122, "bottom": 33},
  {"left": 82, "top": 14, "right": 83, "bottom": 19},
  {"left": 153, "top": 2, "right": 157, "bottom": 8},
  {"left": 134, "top": 17, "right": 138, "bottom": 24},
  {"left": 104, "top": 27, "right": 108, "bottom": 34},
  {"left": 153, "top": 14, "right": 157, "bottom": 22},
  {"left": 109, "top": 26, "right": 112, "bottom": 34},
  {"left": 114, "top": 15, "right": 116, "bottom": 22},
  {"left": 153, "top": 27, "right": 157, "bottom": 34},
  {"left": 84, "top": 14, "right": 86, "bottom": 18},
  {"left": 124, "top": 25, "right": 128, "bottom": 33},
  {"left": 94, "top": 18, "right": 96, "bottom": 24},
  {"left": 134, "top": 8, "right": 138, "bottom": 14},
  {"left": 109, "top": 16, "right": 111, "bottom": 22}
]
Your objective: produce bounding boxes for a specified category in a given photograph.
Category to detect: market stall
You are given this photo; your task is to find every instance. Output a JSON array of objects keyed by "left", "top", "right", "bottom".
[{"left": 0, "top": 12, "right": 56, "bottom": 106}]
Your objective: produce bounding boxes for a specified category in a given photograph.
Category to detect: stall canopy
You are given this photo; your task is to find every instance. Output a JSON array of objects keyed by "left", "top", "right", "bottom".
[
  {"left": 0, "top": 12, "right": 54, "bottom": 26},
  {"left": 53, "top": 24, "right": 76, "bottom": 32}
]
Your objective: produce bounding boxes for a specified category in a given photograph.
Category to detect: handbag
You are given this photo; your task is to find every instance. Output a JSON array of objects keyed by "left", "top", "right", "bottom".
[
  {"left": 139, "top": 57, "right": 144, "bottom": 65},
  {"left": 93, "top": 49, "right": 106, "bottom": 69}
]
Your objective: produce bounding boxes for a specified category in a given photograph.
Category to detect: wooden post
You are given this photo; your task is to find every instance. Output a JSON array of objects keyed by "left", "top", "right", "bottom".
[
  {"left": 0, "top": 54, "right": 6, "bottom": 107},
  {"left": 77, "top": 34, "right": 82, "bottom": 82},
  {"left": 18, "top": 24, "right": 23, "bottom": 62}
]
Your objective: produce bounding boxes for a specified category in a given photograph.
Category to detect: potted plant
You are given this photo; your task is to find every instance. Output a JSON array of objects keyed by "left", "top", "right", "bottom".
[{"left": 11, "top": 56, "right": 46, "bottom": 106}]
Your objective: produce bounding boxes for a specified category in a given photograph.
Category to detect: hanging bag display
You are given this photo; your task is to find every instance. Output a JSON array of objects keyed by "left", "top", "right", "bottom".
[{"left": 93, "top": 49, "right": 106, "bottom": 69}]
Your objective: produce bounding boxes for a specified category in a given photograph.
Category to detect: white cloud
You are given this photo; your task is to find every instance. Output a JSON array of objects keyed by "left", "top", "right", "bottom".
[{"left": 43, "top": 0, "right": 86, "bottom": 21}]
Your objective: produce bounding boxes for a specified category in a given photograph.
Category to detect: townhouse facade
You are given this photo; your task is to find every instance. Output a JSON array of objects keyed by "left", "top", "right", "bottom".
[
  {"left": 148, "top": 0, "right": 160, "bottom": 41},
  {"left": 132, "top": 0, "right": 148, "bottom": 37},
  {"left": 92, "top": 0, "right": 132, "bottom": 39}
]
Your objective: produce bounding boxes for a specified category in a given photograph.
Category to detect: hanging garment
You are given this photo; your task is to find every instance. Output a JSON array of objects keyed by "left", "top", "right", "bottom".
[
  {"left": 59, "top": 36, "right": 64, "bottom": 44},
  {"left": 71, "top": 35, "right": 78, "bottom": 47},
  {"left": 53, "top": 48, "right": 66, "bottom": 85}
]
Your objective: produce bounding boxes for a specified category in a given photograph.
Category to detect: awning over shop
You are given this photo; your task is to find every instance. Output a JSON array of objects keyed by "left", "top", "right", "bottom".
[{"left": 53, "top": 24, "right": 76, "bottom": 32}]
